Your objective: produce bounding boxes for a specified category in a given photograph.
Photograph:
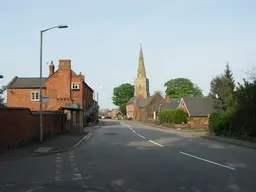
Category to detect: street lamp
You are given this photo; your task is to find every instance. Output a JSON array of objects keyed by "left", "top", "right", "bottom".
[{"left": 39, "top": 25, "right": 68, "bottom": 142}]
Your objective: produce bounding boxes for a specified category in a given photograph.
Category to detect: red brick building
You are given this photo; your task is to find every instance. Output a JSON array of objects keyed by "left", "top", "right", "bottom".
[{"left": 6, "top": 59, "right": 94, "bottom": 112}]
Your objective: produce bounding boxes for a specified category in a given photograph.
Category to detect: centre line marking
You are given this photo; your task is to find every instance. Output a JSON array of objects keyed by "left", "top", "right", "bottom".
[
  {"left": 137, "top": 134, "right": 145, "bottom": 139},
  {"left": 180, "top": 151, "right": 236, "bottom": 171},
  {"left": 148, "top": 140, "right": 164, "bottom": 147},
  {"left": 132, "top": 130, "right": 136, "bottom": 133}
]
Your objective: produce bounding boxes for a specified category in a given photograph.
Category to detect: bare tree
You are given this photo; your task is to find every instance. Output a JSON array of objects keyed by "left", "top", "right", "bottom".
[{"left": 246, "top": 67, "right": 256, "bottom": 81}]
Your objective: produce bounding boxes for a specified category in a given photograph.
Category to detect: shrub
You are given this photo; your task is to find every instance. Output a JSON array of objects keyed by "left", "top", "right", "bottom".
[
  {"left": 127, "top": 117, "right": 132, "bottom": 120},
  {"left": 208, "top": 111, "right": 230, "bottom": 136},
  {"left": 159, "top": 109, "right": 188, "bottom": 124}
]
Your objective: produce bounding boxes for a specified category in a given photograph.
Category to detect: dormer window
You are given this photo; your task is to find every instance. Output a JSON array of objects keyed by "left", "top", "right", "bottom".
[{"left": 71, "top": 83, "right": 80, "bottom": 90}]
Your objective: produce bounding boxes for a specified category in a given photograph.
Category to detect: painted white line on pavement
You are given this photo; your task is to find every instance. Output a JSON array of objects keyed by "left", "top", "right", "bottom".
[
  {"left": 180, "top": 151, "right": 236, "bottom": 171},
  {"left": 121, "top": 122, "right": 131, "bottom": 128},
  {"left": 27, "top": 186, "right": 44, "bottom": 192},
  {"left": 137, "top": 134, "right": 145, "bottom": 139},
  {"left": 132, "top": 130, "right": 136, "bottom": 133},
  {"left": 148, "top": 140, "right": 164, "bottom": 147}
]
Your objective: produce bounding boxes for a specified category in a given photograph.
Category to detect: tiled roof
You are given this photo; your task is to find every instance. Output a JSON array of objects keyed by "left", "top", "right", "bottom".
[
  {"left": 127, "top": 93, "right": 162, "bottom": 108},
  {"left": 138, "top": 94, "right": 160, "bottom": 108},
  {"left": 182, "top": 96, "right": 214, "bottom": 117},
  {"left": 127, "top": 96, "right": 137, "bottom": 104},
  {"left": 161, "top": 98, "right": 180, "bottom": 109},
  {"left": 7, "top": 76, "right": 47, "bottom": 88}
]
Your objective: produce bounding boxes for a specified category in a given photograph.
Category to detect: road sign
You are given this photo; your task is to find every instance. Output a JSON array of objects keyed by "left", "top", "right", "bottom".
[{"left": 42, "top": 96, "right": 48, "bottom": 103}]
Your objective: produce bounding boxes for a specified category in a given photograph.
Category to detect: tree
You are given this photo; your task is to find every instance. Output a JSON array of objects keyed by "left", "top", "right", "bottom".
[
  {"left": 164, "top": 78, "right": 203, "bottom": 98},
  {"left": 209, "top": 64, "right": 236, "bottom": 112},
  {"left": 112, "top": 83, "right": 134, "bottom": 115},
  {"left": 0, "top": 85, "right": 6, "bottom": 105},
  {"left": 230, "top": 79, "right": 256, "bottom": 137},
  {"left": 224, "top": 62, "right": 235, "bottom": 91},
  {"left": 209, "top": 75, "right": 230, "bottom": 111},
  {"left": 246, "top": 67, "right": 256, "bottom": 81}
]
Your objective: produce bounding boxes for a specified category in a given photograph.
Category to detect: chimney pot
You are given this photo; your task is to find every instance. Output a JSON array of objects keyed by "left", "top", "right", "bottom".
[
  {"left": 49, "top": 60, "right": 55, "bottom": 76},
  {"left": 79, "top": 72, "right": 85, "bottom": 81}
]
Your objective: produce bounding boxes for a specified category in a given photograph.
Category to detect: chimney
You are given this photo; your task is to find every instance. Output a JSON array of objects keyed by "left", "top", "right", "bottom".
[
  {"left": 165, "top": 95, "right": 170, "bottom": 103},
  {"left": 79, "top": 72, "right": 85, "bottom": 81},
  {"left": 58, "top": 59, "right": 71, "bottom": 70},
  {"left": 49, "top": 61, "right": 55, "bottom": 76}
]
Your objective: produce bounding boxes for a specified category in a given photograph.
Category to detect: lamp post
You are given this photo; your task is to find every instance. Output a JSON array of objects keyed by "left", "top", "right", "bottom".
[{"left": 39, "top": 25, "right": 68, "bottom": 142}]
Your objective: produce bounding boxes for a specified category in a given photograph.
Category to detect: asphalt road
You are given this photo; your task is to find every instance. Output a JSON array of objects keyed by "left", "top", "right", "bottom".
[{"left": 1, "top": 120, "right": 256, "bottom": 192}]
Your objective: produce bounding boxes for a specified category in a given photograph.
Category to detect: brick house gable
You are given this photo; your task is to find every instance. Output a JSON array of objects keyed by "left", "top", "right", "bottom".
[{"left": 6, "top": 60, "right": 94, "bottom": 112}]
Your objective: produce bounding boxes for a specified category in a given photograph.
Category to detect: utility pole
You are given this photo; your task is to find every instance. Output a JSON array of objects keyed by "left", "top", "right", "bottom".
[{"left": 39, "top": 25, "right": 68, "bottom": 142}]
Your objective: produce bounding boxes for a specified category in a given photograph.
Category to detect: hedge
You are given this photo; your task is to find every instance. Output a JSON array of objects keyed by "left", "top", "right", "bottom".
[
  {"left": 159, "top": 109, "right": 188, "bottom": 124},
  {"left": 208, "top": 111, "right": 230, "bottom": 136}
]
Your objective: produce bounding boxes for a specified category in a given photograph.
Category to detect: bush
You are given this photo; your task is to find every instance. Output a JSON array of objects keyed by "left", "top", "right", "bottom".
[
  {"left": 127, "top": 117, "right": 132, "bottom": 120},
  {"left": 208, "top": 111, "right": 230, "bottom": 136},
  {"left": 159, "top": 109, "right": 188, "bottom": 124}
]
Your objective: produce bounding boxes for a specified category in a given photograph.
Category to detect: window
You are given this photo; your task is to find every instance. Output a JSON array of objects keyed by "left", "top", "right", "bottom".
[
  {"left": 71, "top": 83, "right": 80, "bottom": 90},
  {"left": 31, "top": 91, "right": 40, "bottom": 101}
]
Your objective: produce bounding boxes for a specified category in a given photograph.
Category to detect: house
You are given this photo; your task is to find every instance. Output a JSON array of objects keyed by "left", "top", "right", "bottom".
[
  {"left": 110, "top": 108, "right": 122, "bottom": 119},
  {"left": 178, "top": 96, "right": 214, "bottom": 125},
  {"left": 6, "top": 60, "right": 98, "bottom": 127},
  {"left": 104, "top": 108, "right": 123, "bottom": 119}
]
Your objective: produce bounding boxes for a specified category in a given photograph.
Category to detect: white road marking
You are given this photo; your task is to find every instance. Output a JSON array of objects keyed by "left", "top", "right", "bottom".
[
  {"left": 121, "top": 123, "right": 131, "bottom": 128},
  {"left": 137, "top": 134, "right": 145, "bottom": 139},
  {"left": 73, "top": 167, "right": 79, "bottom": 172},
  {"left": 27, "top": 186, "right": 44, "bottom": 192},
  {"left": 4, "top": 184, "right": 14, "bottom": 187},
  {"left": 148, "top": 140, "right": 164, "bottom": 147},
  {"left": 132, "top": 130, "right": 136, "bottom": 133},
  {"left": 180, "top": 151, "right": 236, "bottom": 171},
  {"left": 72, "top": 177, "right": 82, "bottom": 181}
]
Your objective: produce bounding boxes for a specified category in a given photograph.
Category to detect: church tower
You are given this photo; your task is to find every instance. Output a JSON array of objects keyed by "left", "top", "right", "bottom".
[{"left": 134, "top": 44, "right": 150, "bottom": 99}]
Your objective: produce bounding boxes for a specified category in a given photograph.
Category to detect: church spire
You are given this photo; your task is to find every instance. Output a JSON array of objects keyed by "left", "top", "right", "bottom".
[{"left": 137, "top": 43, "right": 147, "bottom": 78}]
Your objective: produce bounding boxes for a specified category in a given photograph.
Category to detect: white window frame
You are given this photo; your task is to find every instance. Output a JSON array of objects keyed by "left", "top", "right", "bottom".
[
  {"left": 71, "top": 83, "right": 80, "bottom": 90},
  {"left": 31, "top": 91, "right": 40, "bottom": 101}
]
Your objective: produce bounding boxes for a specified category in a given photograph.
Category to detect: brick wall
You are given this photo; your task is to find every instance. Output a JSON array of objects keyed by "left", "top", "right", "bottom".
[
  {"left": 84, "top": 84, "right": 93, "bottom": 109},
  {"left": 0, "top": 107, "right": 64, "bottom": 152},
  {"left": 188, "top": 117, "right": 209, "bottom": 125}
]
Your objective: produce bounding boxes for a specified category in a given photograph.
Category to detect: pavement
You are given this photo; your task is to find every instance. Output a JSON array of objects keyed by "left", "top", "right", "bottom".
[
  {"left": 0, "top": 122, "right": 102, "bottom": 162},
  {"left": 0, "top": 119, "right": 256, "bottom": 191}
]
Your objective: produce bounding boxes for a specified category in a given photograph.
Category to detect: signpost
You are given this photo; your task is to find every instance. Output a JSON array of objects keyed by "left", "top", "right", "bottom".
[{"left": 42, "top": 96, "right": 48, "bottom": 103}]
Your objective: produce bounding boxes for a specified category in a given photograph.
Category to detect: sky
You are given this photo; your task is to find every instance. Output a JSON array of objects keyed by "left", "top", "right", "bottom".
[{"left": 1, "top": 0, "right": 256, "bottom": 109}]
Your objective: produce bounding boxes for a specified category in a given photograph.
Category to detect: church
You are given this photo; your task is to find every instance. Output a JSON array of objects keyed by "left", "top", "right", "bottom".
[{"left": 126, "top": 45, "right": 164, "bottom": 121}]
